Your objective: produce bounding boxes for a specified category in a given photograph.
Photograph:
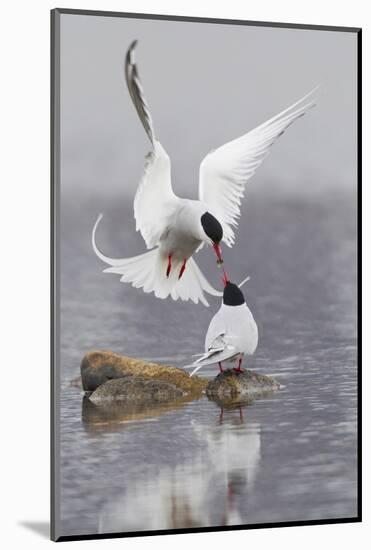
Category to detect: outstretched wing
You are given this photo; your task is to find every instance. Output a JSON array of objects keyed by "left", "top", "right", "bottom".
[
  {"left": 125, "top": 40, "right": 179, "bottom": 249},
  {"left": 134, "top": 142, "right": 179, "bottom": 249},
  {"left": 199, "top": 88, "right": 318, "bottom": 247},
  {"left": 125, "top": 39, "right": 156, "bottom": 144}
]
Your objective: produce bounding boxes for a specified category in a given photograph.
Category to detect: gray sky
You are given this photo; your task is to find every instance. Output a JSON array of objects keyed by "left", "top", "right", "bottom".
[{"left": 60, "top": 14, "right": 357, "bottom": 199}]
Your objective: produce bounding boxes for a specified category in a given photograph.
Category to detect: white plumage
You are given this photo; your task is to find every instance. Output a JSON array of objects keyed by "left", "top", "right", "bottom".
[
  {"left": 186, "top": 281, "right": 258, "bottom": 376},
  {"left": 92, "top": 40, "right": 317, "bottom": 305},
  {"left": 92, "top": 213, "right": 220, "bottom": 306},
  {"left": 199, "top": 88, "right": 317, "bottom": 246}
]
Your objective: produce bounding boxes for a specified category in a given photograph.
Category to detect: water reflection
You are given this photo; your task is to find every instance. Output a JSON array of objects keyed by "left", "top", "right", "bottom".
[
  {"left": 59, "top": 197, "right": 357, "bottom": 535},
  {"left": 98, "top": 403, "right": 261, "bottom": 532},
  {"left": 81, "top": 395, "right": 197, "bottom": 433}
]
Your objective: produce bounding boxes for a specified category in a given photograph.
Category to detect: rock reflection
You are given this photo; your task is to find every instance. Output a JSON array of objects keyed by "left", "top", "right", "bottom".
[
  {"left": 81, "top": 395, "right": 196, "bottom": 433},
  {"left": 98, "top": 403, "right": 261, "bottom": 532}
]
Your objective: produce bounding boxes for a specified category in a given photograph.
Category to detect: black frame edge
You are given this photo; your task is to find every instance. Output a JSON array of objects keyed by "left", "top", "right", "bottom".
[
  {"left": 54, "top": 7, "right": 361, "bottom": 33},
  {"left": 50, "top": 7, "right": 55, "bottom": 543},
  {"left": 55, "top": 517, "right": 361, "bottom": 543},
  {"left": 356, "top": 27, "right": 362, "bottom": 523},
  {"left": 51, "top": 6, "right": 61, "bottom": 543}
]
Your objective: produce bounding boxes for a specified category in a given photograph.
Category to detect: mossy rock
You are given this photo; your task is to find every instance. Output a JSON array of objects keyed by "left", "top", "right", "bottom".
[
  {"left": 89, "top": 376, "right": 184, "bottom": 404},
  {"left": 80, "top": 350, "right": 207, "bottom": 395}
]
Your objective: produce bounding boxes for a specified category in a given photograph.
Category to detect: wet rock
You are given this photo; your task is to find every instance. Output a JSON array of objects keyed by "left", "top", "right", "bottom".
[
  {"left": 206, "top": 369, "right": 280, "bottom": 401},
  {"left": 80, "top": 350, "right": 207, "bottom": 394},
  {"left": 89, "top": 376, "right": 184, "bottom": 405}
]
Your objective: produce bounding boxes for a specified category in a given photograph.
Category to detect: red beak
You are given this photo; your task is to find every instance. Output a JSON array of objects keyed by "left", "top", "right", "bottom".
[
  {"left": 222, "top": 268, "right": 229, "bottom": 287},
  {"left": 213, "top": 243, "right": 223, "bottom": 265}
]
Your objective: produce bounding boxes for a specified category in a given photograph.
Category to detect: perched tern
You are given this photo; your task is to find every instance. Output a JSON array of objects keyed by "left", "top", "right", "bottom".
[
  {"left": 92, "top": 40, "right": 317, "bottom": 305},
  {"left": 186, "top": 276, "right": 258, "bottom": 376}
]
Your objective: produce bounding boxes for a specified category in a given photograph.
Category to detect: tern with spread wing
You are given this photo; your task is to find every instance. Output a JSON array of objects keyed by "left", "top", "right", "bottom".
[
  {"left": 92, "top": 40, "right": 317, "bottom": 305},
  {"left": 185, "top": 277, "right": 258, "bottom": 376}
]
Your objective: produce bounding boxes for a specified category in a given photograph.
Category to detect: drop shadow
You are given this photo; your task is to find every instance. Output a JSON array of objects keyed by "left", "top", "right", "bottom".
[{"left": 19, "top": 521, "right": 49, "bottom": 539}]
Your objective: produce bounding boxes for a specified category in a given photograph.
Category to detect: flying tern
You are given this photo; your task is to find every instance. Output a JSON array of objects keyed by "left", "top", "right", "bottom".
[{"left": 92, "top": 40, "right": 317, "bottom": 306}]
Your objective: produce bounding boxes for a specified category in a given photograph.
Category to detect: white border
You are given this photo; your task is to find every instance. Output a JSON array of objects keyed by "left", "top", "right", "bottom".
[{"left": 1, "top": 1, "right": 367, "bottom": 548}]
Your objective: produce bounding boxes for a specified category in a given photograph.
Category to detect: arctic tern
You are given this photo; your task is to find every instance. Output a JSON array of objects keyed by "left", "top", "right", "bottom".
[
  {"left": 186, "top": 276, "right": 258, "bottom": 376},
  {"left": 92, "top": 40, "right": 317, "bottom": 306}
]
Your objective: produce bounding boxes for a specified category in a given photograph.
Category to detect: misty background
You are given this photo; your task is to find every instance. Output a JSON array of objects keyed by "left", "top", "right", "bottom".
[
  {"left": 60, "top": 14, "right": 357, "bottom": 201},
  {"left": 59, "top": 12, "right": 357, "bottom": 368},
  {"left": 57, "top": 13, "right": 358, "bottom": 537}
]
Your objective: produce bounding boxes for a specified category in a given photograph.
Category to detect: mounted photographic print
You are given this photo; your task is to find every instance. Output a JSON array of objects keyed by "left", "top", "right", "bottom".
[{"left": 51, "top": 8, "right": 361, "bottom": 542}]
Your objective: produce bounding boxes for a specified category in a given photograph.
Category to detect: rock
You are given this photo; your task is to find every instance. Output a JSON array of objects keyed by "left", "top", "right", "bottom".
[
  {"left": 206, "top": 369, "right": 280, "bottom": 402},
  {"left": 89, "top": 376, "right": 184, "bottom": 404},
  {"left": 80, "top": 350, "right": 207, "bottom": 394}
]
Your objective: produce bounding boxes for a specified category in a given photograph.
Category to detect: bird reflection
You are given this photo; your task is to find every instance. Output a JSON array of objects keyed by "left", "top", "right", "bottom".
[
  {"left": 98, "top": 403, "right": 261, "bottom": 533},
  {"left": 219, "top": 405, "right": 245, "bottom": 424}
]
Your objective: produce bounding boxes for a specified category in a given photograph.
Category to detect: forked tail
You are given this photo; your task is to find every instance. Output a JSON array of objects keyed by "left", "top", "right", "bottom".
[
  {"left": 92, "top": 214, "right": 222, "bottom": 306},
  {"left": 184, "top": 347, "right": 239, "bottom": 376}
]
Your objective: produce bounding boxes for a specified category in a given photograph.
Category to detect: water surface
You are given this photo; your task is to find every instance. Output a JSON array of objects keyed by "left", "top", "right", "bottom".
[{"left": 58, "top": 193, "right": 358, "bottom": 536}]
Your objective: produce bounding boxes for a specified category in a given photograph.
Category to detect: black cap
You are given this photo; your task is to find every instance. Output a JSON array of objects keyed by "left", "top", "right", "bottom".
[
  {"left": 201, "top": 212, "right": 223, "bottom": 244},
  {"left": 223, "top": 282, "right": 245, "bottom": 306}
]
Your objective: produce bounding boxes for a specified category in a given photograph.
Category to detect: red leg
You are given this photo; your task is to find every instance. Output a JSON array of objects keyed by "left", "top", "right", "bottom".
[
  {"left": 178, "top": 259, "right": 187, "bottom": 280},
  {"left": 233, "top": 358, "right": 244, "bottom": 373},
  {"left": 218, "top": 362, "right": 224, "bottom": 374},
  {"left": 166, "top": 254, "right": 172, "bottom": 278}
]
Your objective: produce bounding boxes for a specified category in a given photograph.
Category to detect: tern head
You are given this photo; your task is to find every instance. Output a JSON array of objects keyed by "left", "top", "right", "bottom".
[
  {"left": 200, "top": 212, "right": 224, "bottom": 265},
  {"left": 223, "top": 281, "right": 245, "bottom": 306}
]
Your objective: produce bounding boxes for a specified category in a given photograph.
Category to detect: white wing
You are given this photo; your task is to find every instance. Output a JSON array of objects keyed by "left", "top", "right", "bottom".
[
  {"left": 199, "top": 88, "right": 318, "bottom": 246},
  {"left": 204, "top": 308, "right": 225, "bottom": 351},
  {"left": 184, "top": 309, "right": 237, "bottom": 375},
  {"left": 185, "top": 335, "right": 239, "bottom": 376},
  {"left": 125, "top": 40, "right": 179, "bottom": 249},
  {"left": 134, "top": 142, "right": 179, "bottom": 249}
]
